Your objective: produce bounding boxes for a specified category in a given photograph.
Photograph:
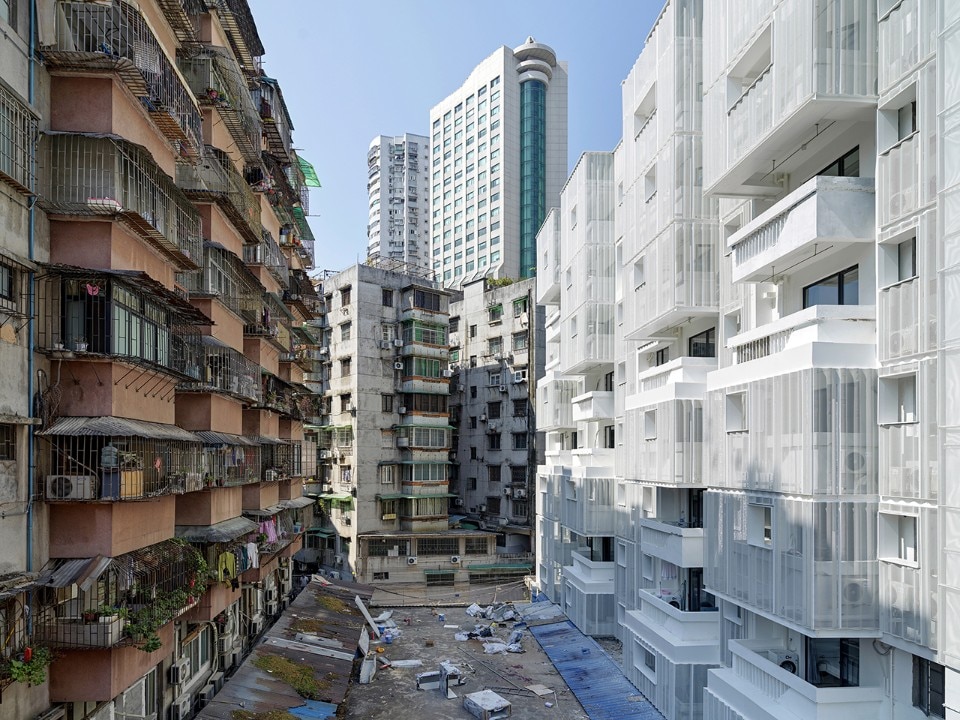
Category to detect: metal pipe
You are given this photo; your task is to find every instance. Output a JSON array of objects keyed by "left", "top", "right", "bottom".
[{"left": 26, "top": 0, "right": 37, "bottom": 637}]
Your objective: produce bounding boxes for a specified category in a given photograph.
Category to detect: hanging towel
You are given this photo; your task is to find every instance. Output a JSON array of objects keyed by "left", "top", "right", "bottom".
[{"left": 246, "top": 541, "right": 259, "bottom": 569}]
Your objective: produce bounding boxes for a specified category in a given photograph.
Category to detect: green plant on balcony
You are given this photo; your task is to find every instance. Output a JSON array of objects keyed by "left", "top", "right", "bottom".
[{"left": 7, "top": 646, "right": 52, "bottom": 686}]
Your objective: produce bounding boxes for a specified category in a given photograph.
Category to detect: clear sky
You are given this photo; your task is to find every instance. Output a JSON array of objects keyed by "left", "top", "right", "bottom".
[{"left": 247, "top": 0, "right": 663, "bottom": 275}]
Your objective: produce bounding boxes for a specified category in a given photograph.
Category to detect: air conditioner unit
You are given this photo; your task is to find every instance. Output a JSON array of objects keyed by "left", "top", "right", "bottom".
[
  {"left": 453, "top": 497, "right": 464, "bottom": 507},
  {"left": 210, "top": 671, "right": 225, "bottom": 693},
  {"left": 407, "top": 556, "right": 418, "bottom": 565},
  {"left": 379, "top": 340, "right": 392, "bottom": 350},
  {"left": 318, "top": 347, "right": 329, "bottom": 355},
  {"left": 46, "top": 475, "right": 96, "bottom": 500},
  {"left": 170, "top": 695, "right": 192, "bottom": 720},
  {"left": 449, "top": 364, "right": 460, "bottom": 371},
  {"left": 769, "top": 650, "right": 800, "bottom": 675},
  {"left": 264, "top": 469, "right": 278, "bottom": 482},
  {"left": 458, "top": 384, "right": 465, "bottom": 392},
  {"left": 479, "top": 504, "right": 487, "bottom": 512},
  {"left": 498, "top": 517, "right": 508, "bottom": 526},
  {"left": 394, "top": 338, "right": 404, "bottom": 347},
  {"left": 504, "top": 487, "right": 513, "bottom": 497},
  {"left": 250, "top": 618, "right": 263, "bottom": 635},
  {"left": 398, "top": 406, "right": 407, "bottom": 414},
  {"left": 196, "top": 684, "right": 216, "bottom": 709},
  {"left": 396, "top": 437, "right": 410, "bottom": 448},
  {"left": 450, "top": 555, "right": 461, "bottom": 564},
  {"left": 394, "top": 361, "right": 404, "bottom": 370},
  {"left": 499, "top": 385, "right": 507, "bottom": 393},
  {"left": 265, "top": 588, "right": 275, "bottom": 602},
  {"left": 319, "top": 450, "right": 331, "bottom": 459},
  {"left": 488, "top": 422, "right": 498, "bottom": 431},
  {"left": 169, "top": 657, "right": 191, "bottom": 685},
  {"left": 266, "top": 601, "right": 278, "bottom": 616},
  {"left": 494, "top": 353, "right": 503, "bottom": 361},
  {"left": 217, "top": 632, "right": 235, "bottom": 655},
  {"left": 842, "top": 579, "right": 872, "bottom": 605},
  {"left": 442, "top": 369, "right": 454, "bottom": 378}
]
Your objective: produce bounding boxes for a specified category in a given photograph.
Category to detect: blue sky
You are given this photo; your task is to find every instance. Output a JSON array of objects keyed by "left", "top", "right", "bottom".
[{"left": 247, "top": 0, "right": 663, "bottom": 274}]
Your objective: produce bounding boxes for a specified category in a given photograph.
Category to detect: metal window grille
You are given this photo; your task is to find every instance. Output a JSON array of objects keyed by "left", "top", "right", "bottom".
[{"left": 0, "top": 82, "right": 38, "bottom": 193}]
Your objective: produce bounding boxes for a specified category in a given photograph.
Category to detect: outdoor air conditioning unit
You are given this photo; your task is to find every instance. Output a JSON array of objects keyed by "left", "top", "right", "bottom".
[
  {"left": 458, "top": 384, "right": 465, "bottom": 392},
  {"left": 394, "top": 338, "right": 404, "bottom": 347},
  {"left": 170, "top": 695, "right": 192, "bottom": 720},
  {"left": 453, "top": 497, "right": 464, "bottom": 506},
  {"left": 479, "top": 504, "right": 487, "bottom": 512},
  {"left": 514, "top": 488, "right": 527, "bottom": 499},
  {"left": 661, "top": 593, "right": 682, "bottom": 609},
  {"left": 264, "top": 469, "right": 279, "bottom": 482},
  {"left": 250, "top": 618, "right": 263, "bottom": 635},
  {"left": 499, "top": 385, "right": 507, "bottom": 393},
  {"left": 266, "top": 601, "right": 278, "bottom": 616},
  {"left": 379, "top": 340, "right": 391, "bottom": 350},
  {"left": 407, "top": 556, "right": 418, "bottom": 565},
  {"left": 319, "top": 347, "right": 329, "bottom": 355},
  {"left": 396, "top": 437, "right": 410, "bottom": 448},
  {"left": 479, "top": 413, "right": 487, "bottom": 422},
  {"left": 196, "top": 684, "right": 216, "bottom": 710},
  {"left": 442, "top": 369, "right": 454, "bottom": 378},
  {"left": 769, "top": 650, "right": 800, "bottom": 675},
  {"left": 450, "top": 555, "right": 461, "bottom": 564},
  {"left": 217, "top": 632, "right": 235, "bottom": 655},
  {"left": 398, "top": 406, "right": 407, "bottom": 414},
  {"left": 842, "top": 579, "right": 872, "bottom": 605},
  {"left": 394, "top": 361, "right": 404, "bottom": 370},
  {"left": 46, "top": 475, "right": 96, "bottom": 500},
  {"left": 504, "top": 487, "right": 513, "bottom": 497},
  {"left": 488, "top": 422, "right": 498, "bottom": 431},
  {"left": 169, "top": 657, "right": 191, "bottom": 685}
]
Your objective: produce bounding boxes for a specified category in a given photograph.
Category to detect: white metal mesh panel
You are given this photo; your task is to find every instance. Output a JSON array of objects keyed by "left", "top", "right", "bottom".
[{"left": 561, "top": 476, "right": 616, "bottom": 536}]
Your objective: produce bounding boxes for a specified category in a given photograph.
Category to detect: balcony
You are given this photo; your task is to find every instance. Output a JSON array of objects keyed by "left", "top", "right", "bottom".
[
  {"left": 254, "top": 77, "right": 293, "bottom": 162},
  {"left": 537, "top": 374, "right": 579, "bottom": 431},
  {"left": 571, "top": 390, "right": 614, "bottom": 423},
  {"left": 724, "top": 304, "right": 876, "bottom": 370},
  {"left": 704, "top": 639, "right": 884, "bottom": 720},
  {"left": 633, "top": 355, "right": 716, "bottom": 400},
  {"left": 178, "top": 335, "right": 262, "bottom": 403},
  {"left": 244, "top": 231, "right": 289, "bottom": 288},
  {"left": 179, "top": 243, "right": 263, "bottom": 323},
  {"left": 215, "top": 0, "right": 265, "bottom": 82},
  {"left": 179, "top": 47, "right": 263, "bottom": 162},
  {"left": 728, "top": 176, "right": 875, "bottom": 284},
  {"left": 177, "top": 147, "right": 262, "bottom": 243},
  {"left": 44, "top": 1, "right": 202, "bottom": 158},
  {"left": 639, "top": 518, "right": 704, "bottom": 568},
  {"left": 41, "top": 134, "right": 202, "bottom": 269},
  {"left": 625, "top": 591, "right": 720, "bottom": 664}
]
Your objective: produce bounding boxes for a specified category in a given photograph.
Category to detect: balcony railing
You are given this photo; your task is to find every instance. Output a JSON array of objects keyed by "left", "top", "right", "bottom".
[
  {"left": 728, "top": 176, "right": 876, "bottom": 284},
  {"left": 636, "top": 355, "right": 716, "bottom": 393},
  {"left": 0, "top": 83, "right": 39, "bottom": 194},
  {"left": 177, "top": 146, "right": 262, "bottom": 243},
  {"left": 41, "top": 133, "right": 202, "bottom": 269},
  {"left": 254, "top": 77, "right": 293, "bottom": 162},
  {"left": 178, "top": 335, "right": 262, "bottom": 403},
  {"left": 156, "top": 0, "right": 203, "bottom": 45},
  {"left": 178, "top": 47, "right": 263, "bottom": 162},
  {"left": 727, "top": 66, "right": 773, "bottom": 169},
  {"left": 639, "top": 517, "right": 704, "bottom": 569},
  {"left": 571, "top": 390, "right": 614, "bottom": 423},
  {"left": 729, "top": 305, "right": 876, "bottom": 365},
  {"left": 44, "top": 0, "right": 203, "bottom": 158},
  {"left": 244, "top": 231, "right": 289, "bottom": 287},
  {"left": 215, "top": 0, "right": 264, "bottom": 80},
  {"left": 179, "top": 242, "right": 264, "bottom": 323}
]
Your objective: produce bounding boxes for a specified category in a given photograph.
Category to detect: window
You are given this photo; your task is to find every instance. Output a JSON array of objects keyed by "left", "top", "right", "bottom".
[
  {"left": 413, "top": 289, "right": 442, "bottom": 311},
  {"left": 512, "top": 399, "right": 528, "bottom": 417},
  {"left": 470, "top": 446, "right": 477, "bottom": 460},
  {"left": 340, "top": 394, "right": 352, "bottom": 412},
  {"left": 381, "top": 395, "right": 394, "bottom": 413},
  {"left": 510, "top": 465, "right": 526, "bottom": 483},
  {"left": 487, "top": 433, "right": 501, "bottom": 450},
  {"left": 644, "top": 410, "right": 657, "bottom": 440},
  {"left": 340, "top": 357, "right": 351, "bottom": 376},
  {"left": 803, "top": 266, "right": 859, "bottom": 307},
  {"left": 882, "top": 236, "right": 918, "bottom": 286},
  {"left": 633, "top": 258, "right": 646, "bottom": 288},
  {"left": 879, "top": 513, "right": 918, "bottom": 564},
  {"left": 487, "top": 401, "right": 501, "bottom": 419},
  {"left": 488, "top": 337, "right": 502, "bottom": 355},
  {"left": 382, "top": 289, "right": 393, "bottom": 307},
  {"left": 603, "top": 425, "right": 616, "bottom": 448},
  {"left": 0, "top": 263, "right": 14, "bottom": 306},
  {"left": 449, "top": 317, "right": 460, "bottom": 333},
  {"left": 747, "top": 502, "right": 773, "bottom": 547},
  {"left": 726, "top": 392, "right": 747, "bottom": 432},
  {"left": 513, "top": 433, "right": 527, "bottom": 450},
  {"left": 470, "top": 385, "right": 477, "bottom": 399},
  {"left": 0, "top": 424, "right": 13, "bottom": 460},
  {"left": 469, "top": 416, "right": 477, "bottom": 429},
  {"left": 512, "top": 332, "right": 528, "bottom": 351},
  {"left": 898, "top": 101, "right": 917, "bottom": 141},
  {"left": 340, "top": 322, "right": 352, "bottom": 341},
  {"left": 879, "top": 374, "right": 917, "bottom": 424},
  {"left": 403, "top": 357, "right": 442, "bottom": 378},
  {"left": 381, "top": 324, "right": 396, "bottom": 342},
  {"left": 513, "top": 297, "right": 528, "bottom": 317},
  {"left": 340, "top": 287, "right": 351, "bottom": 306},
  {"left": 488, "top": 465, "right": 501, "bottom": 483},
  {"left": 654, "top": 347, "right": 670, "bottom": 366},
  {"left": 469, "top": 324, "right": 477, "bottom": 338},
  {"left": 0, "top": 0, "right": 16, "bottom": 31},
  {"left": 644, "top": 648, "right": 656, "bottom": 672},
  {"left": 488, "top": 372, "right": 501, "bottom": 386},
  {"left": 818, "top": 146, "right": 860, "bottom": 178},
  {"left": 379, "top": 464, "right": 395, "bottom": 484},
  {"left": 688, "top": 328, "right": 716, "bottom": 358},
  {"left": 806, "top": 637, "right": 860, "bottom": 688},
  {"left": 488, "top": 304, "right": 503, "bottom": 323},
  {"left": 914, "top": 656, "right": 945, "bottom": 718},
  {"left": 373, "top": 572, "right": 389, "bottom": 581}
]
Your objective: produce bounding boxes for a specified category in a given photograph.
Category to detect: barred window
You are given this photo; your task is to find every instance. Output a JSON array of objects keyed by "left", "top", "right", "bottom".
[
  {"left": 402, "top": 320, "right": 446, "bottom": 345},
  {"left": 465, "top": 537, "right": 488, "bottom": 555},
  {"left": 511, "top": 465, "right": 527, "bottom": 483},
  {"left": 0, "top": 82, "right": 36, "bottom": 191},
  {"left": 402, "top": 463, "right": 448, "bottom": 483},
  {"left": 512, "top": 332, "right": 528, "bottom": 351},
  {"left": 0, "top": 424, "right": 14, "bottom": 460},
  {"left": 417, "top": 537, "right": 459, "bottom": 556},
  {"left": 425, "top": 571, "right": 455, "bottom": 586},
  {"left": 367, "top": 539, "right": 410, "bottom": 557},
  {"left": 413, "top": 289, "right": 441, "bottom": 311}
]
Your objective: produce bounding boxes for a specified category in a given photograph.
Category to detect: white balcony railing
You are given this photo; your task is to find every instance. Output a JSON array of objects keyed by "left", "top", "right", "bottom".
[
  {"left": 639, "top": 517, "right": 704, "bottom": 568},
  {"left": 727, "top": 66, "right": 774, "bottom": 168},
  {"left": 571, "top": 390, "right": 614, "bottom": 422},
  {"left": 636, "top": 356, "right": 717, "bottom": 395},
  {"left": 728, "top": 176, "right": 875, "bottom": 284},
  {"left": 729, "top": 305, "right": 876, "bottom": 366}
]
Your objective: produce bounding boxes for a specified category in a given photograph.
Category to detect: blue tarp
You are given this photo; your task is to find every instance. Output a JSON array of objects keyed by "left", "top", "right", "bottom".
[
  {"left": 289, "top": 700, "right": 338, "bottom": 719},
  {"left": 530, "top": 620, "right": 665, "bottom": 720}
]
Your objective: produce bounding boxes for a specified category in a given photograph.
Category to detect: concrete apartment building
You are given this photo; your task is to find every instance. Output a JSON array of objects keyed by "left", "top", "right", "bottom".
[
  {"left": 536, "top": 1, "right": 960, "bottom": 719},
  {"left": 447, "top": 276, "right": 544, "bottom": 559},
  {"left": 0, "top": 1, "right": 322, "bottom": 718},
  {"left": 366, "top": 133, "right": 431, "bottom": 272},
  {"left": 429, "top": 38, "right": 568, "bottom": 287},
  {"left": 309, "top": 261, "right": 501, "bottom": 586}
]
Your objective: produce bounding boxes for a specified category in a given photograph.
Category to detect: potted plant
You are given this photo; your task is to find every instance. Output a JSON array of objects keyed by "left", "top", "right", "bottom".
[
  {"left": 8, "top": 646, "right": 52, "bottom": 686},
  {"left": 81, "top": 608, "right": 98, "bottom": 624}
]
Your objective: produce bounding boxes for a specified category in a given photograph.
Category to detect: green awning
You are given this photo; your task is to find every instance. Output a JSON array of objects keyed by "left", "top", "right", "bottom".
[
  {"left": 376, "top": 493, "right": 457, "bottom": 500},
  {"left": 305, "top": 527, "right": 335, "bottom": 537},
  {"left": 459, "top": 522, "right": 479, "bottom": 530},
  {"left": 424, "top": 569, "right": 457, "bottom": 575},
  {"left": 298, "top": 156, "right": 321, "bottom": 187},
  {"left": 392, "top": 424, "right": 456, "bottom": 430},
  {"left": 317, "top": 493, "right": 352, "bottom": 501},
  {"left": 466, "top": 563, "right": 532, "bottom": 571}
]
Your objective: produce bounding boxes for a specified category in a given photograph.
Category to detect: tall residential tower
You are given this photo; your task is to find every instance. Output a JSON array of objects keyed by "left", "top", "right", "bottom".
[
  {"left": 366, "top": 134, "right": 431, "bottom": 272},
  {"left": 429, "top": 38, "right": 568, "bottom": 287}
]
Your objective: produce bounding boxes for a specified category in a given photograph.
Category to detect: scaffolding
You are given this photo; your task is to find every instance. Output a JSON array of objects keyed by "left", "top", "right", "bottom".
[
  {"left": 177, "top": 146, "right": 262, "bottom": 243},
  {"left": 43, "top": 0, "right": 203, "bottom": 158},
  {"left": 40, "top": 133, "right": 203, "bottom": 269},
  {"left": 178, "top": 47, "right": 263, "bottom": 163}
]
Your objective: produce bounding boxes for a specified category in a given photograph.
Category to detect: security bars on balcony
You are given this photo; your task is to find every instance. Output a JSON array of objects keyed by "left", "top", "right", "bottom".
[
  {"left": 215, "top": 0, "right": 264, "bottom": 80},
  {"left": 243, "top": 230, "right": 289, "bottom": 287},
  {"left": 177, "top": 146, "right": 262, "bottom": 243},
  {"left": 44, "top": 0, "right": 203, "bottom": 158},
  {"left": 0, "top": 83, "right": 39, "bottom": 194},
  {"left": 41, "top": 133, "right": 202, "bottom": 269},
  {"left": 179, "top": 243, "right": 264, "bottom": 322},
  {"left": 178, "top": 336, "right": 263, "bottom": 404}
]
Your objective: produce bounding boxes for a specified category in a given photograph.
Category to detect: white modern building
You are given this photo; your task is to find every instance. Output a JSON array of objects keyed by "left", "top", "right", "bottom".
[
  {"left": 366, "top": 134, "right": 431, "bottom": 271},
  {"left": 536, "top": 1, "right": 958, "bottom": 719},
  {"left": 429, "top": 38, "right": 568, "bottom": 287}
]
